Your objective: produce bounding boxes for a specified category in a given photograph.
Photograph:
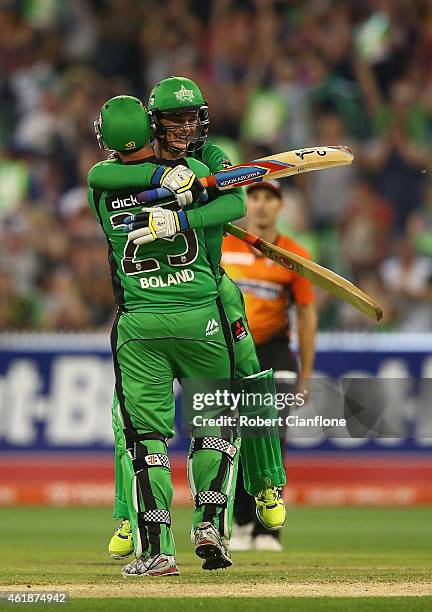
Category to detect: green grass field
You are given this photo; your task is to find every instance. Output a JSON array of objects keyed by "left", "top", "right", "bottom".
[{"left": 0, "top": 506, "right": 431, "bottom": 611}]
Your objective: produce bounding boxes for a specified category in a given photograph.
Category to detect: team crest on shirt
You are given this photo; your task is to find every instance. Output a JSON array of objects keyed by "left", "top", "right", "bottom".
[{"left": 174, "top": 85, "right": 194, "bottom": 103}]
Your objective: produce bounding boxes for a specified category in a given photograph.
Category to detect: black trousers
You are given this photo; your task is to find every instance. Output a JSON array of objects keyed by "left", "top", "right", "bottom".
[{"left": 234, "top": 336, "right": 298, "bottom": 538}]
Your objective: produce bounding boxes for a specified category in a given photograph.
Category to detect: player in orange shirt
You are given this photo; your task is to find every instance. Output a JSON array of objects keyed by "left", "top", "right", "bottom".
[{"left": 222, "top": 180, "right": 318, "bottom": 551}]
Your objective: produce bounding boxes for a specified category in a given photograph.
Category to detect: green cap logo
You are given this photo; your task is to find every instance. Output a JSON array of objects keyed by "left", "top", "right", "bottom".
[{"left": 174, "top": 85, "right": 194, "bottom": 104}]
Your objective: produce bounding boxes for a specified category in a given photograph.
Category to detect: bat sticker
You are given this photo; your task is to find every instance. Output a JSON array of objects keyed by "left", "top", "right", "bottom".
[{"left": 295, "top": 149, "right": 328, "bottom": 160}]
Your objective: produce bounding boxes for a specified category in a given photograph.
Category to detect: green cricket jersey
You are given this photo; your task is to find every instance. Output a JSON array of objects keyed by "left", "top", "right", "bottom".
[
  {"left": 87, "top": 156, "right": 221, "bottom": 313},
  {"left": 87, "top": 144, "right": 245, "bottom": 312},
  {"left": 88, "top": 144, "right": 244, "bottom": 233}
]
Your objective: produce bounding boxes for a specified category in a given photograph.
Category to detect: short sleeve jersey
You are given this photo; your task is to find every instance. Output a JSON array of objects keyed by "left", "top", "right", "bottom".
[{"left": 221, "top": 234, "right": 314, "bottom": 344}]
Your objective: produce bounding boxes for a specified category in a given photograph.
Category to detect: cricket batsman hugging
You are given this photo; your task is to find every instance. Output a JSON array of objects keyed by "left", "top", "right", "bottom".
[{"left": 87, "top": 77, "right": 287, "bottom": 577}]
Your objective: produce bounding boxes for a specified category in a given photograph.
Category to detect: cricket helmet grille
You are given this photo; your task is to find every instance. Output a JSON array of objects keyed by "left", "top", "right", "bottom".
[{"left": 148, "top": 76, "right": 209, "bottom": 152}]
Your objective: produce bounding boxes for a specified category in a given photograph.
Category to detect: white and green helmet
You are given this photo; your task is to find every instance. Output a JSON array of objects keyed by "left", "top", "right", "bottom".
[{"left": 148, "top": 76, "right": 209, "bottom": 152}]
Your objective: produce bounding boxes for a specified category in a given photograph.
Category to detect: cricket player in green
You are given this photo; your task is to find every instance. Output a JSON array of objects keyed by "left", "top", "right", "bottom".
[
  {"left": 89, "top": 78, "right": 287, "bottom": 570},
  {"left": 147, "top": 81, "right": 285, "bottom": 528},
  {"left": 89, "top": 95, "right": 245, "bottom": 576}
]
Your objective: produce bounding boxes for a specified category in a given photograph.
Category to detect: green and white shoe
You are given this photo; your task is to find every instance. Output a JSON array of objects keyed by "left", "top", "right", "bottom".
[{"left": 108, "top": 519, "right": 134, "bottom": 559}]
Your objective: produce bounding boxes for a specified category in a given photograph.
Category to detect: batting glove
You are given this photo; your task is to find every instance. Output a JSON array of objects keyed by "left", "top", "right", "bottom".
[
  {"left": 125, "top": 206, "right": 189, "bottom": 245},
  {"left": 151, "top": 164, "right": 208, "bottom": 207}
]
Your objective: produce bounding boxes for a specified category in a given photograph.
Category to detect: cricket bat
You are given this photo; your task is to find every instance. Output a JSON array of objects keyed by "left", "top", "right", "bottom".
[
  {"left": 225, "top": 223, "right": 383, "bottom": 322},
  {"left": 137, "top": 145, "right": 353, "bottom": 203}
]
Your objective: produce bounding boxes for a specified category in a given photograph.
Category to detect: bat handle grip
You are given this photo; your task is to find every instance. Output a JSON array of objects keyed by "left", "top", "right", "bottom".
[
  {"left": 200, "top": 176, "right": 213, "bottom": 189},
  {"left": 136, "top": 187, "right": 172, "bottom": 203}
]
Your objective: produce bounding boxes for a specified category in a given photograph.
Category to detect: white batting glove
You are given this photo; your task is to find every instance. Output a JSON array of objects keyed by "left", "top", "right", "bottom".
[
  {"left": 127, "top": 206, "right": 190, "bottom": 246},
  {"left": 160, "top": 165, "right": 196, "bottom": 193},
  {"left": 151, "top": 165, "right": 208, "bottom": 207},
  {"left": 173, "top": 190, "right": 193, "bottom": 208}
]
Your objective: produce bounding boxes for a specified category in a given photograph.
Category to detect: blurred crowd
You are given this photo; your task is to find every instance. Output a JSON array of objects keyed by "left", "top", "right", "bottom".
[{"left": 1, "top": 0, "right": 432, "bottom": 332}]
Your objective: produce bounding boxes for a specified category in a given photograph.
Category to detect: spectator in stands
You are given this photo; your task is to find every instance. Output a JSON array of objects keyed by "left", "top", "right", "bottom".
[
  {"left": 379, "top": 237, "right": 432, "bottom": 331},
  {"left": 39, "top": 267, "right": 91, "bottom": 331},
  {"left": 339, "top": 176, "right": 394, "bottom": 277},
  {"left": 1, "top": 0, "right": 432, "bottom": 332},
  {"left": 407, "top": 182, "right": 432, "bottom": 258},
  {"left": 359, "top": 74, "right": 430, "bottom": 229},
  {"left": 0, "top": 266, "right": 39, "bottom": 330},
  {"left": 307, "top": 110, "right": 356, "bottom": 229}
]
